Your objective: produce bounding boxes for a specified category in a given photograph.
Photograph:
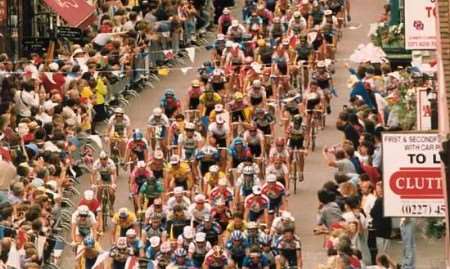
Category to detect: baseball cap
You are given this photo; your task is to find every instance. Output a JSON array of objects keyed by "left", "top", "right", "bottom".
[{"left": 170, "top": 155, "right": 180, "bottom": 164}]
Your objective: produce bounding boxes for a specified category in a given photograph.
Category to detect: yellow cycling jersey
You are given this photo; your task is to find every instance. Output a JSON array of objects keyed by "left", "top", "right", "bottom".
[{"left": 165, "top": 162, "right": 191, "bottom": 179}]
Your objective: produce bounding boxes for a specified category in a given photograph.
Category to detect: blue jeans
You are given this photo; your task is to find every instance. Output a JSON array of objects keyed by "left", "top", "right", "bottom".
[
  {"left": 400, "top": 218, "right": 416, "bottom": 269},
  {"left": 184, "top": 18, "right": 197, "bottom": 42}
]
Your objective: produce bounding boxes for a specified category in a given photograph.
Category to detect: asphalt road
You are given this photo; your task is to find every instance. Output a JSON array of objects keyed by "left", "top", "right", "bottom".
[{"left": 61, "top": 0, "right": 446, "bottom": 268}]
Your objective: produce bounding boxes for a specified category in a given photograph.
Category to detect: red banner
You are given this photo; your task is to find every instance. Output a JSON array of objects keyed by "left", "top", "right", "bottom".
[{"left": 43, "top": 0, "right": 96, "bottom": 29}]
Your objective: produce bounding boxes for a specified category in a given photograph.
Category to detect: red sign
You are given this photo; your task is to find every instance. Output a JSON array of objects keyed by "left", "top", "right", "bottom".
[
  {"left": 43, "top": 0, "right": 96, "bottom": 29},
  {"left": 389, "top": 167, "right": 443, "bottom": 199}
]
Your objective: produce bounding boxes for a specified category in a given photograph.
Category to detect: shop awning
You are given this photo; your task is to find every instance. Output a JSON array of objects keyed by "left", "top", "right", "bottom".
[{"left": 43, "top": 0, "right": 96, "bottom": 29}]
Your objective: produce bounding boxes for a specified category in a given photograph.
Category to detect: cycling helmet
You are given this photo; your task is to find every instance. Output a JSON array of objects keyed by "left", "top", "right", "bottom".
[
  {"left": 192, "top": 80, "right": 201, "bottom": 87},
  {"left": 317, "top": 61, "right": 326, "bottom": 68},
  {"left": 99, "top": 151, "right": 108, "bottom": 159},
  {"left": 126, "top": 228, "right": 137, "bottom": 237},
  {"left": 174, "top": 248, "right": 187, "bottom": 257},
  {"left": 233, "top": 137, "right": 244, "bottom": 145},
  {"left": 78, "top": 205, "right": 90, "bottom": 216},
  {"left": 230, "top": 230, "right": 244, "bottom": 241},
  {"left": 266, "top": 173, "right": 277, "bottom": 183},
  {"left": 153, "top": 107, "right": 163, "bottom": 116},
  {"left": 165, "top": 89, "right": 175, "bottom": 96},
  {"left": 243, "top": 166, "right": 255, "bottom": 175},
  {"left": 247, "top": 221, "right": 258, "bottom": 229},
  {"left": 275, "top": 137, "right": 285, "bottom": 146},
  {"left": 209, "top": 164, "right": 219, "bottom": 173},
  {"left": 132, "top": 129, "right": 144, "bottom": 141},
  {"left": 216, "top": 116, "right": 225, "bottom": 124},
  {"left": 203, "top": 147, "right": 216, "bottom": 155},
  {"left": 252, "top": 185, "right": 262, "bottom": 195},
  {"left": 293, "top": 115, "right": 303, "bottom": 124},
  {"left": 84, "top": 235, "right": 95, "bottom": 248},
  {"left": 116, "top": 237, "right": 128, "bottom": 249},
  {"left": 255, "top": 107, "right": 264, "bottom": 114},
  {"left": 114, "top": 107, "right": 124, "bottom": 114},
  {"left": 253, "top": 80, "right": 261, "bottom": 87},
  {"left": 185, "top": 122, "right": 195, "bottom": 130},
  {"left": 259, "top": 233, "right": 272, "bottom": 245},
  {"left": 212, "top": 245, "right": 223, "bottom": 257},
  {"left": 234, "top": 91, "right": 244, "bottom": 100}
]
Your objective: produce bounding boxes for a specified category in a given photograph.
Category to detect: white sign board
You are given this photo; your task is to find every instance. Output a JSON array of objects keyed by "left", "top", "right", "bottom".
[
  {"left": 382, "top": 132, "right": 445, "bottom": 217},
  {"left": 404, "top": 0, "right": 437, "bottom": 50},
  {"left": 416, "top": 88, "right": 432, "bottom": 130}
]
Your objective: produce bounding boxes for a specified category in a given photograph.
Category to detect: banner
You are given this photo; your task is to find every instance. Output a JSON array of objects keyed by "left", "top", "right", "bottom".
[
  {"left": 382, "top": 132, "right": 445, "bottom": 217},
  {"left": 404, "top": 0, "right": 437, "bottom": 50},
  {"left": 416, "top": 88, "right": 433, "bottom": 130},
  {"left": 43, "top": 0, "right": 96, "bottom": 28}
]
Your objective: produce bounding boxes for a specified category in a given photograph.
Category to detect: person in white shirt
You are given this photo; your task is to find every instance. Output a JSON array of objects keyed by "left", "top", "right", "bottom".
[{"left": 14, "top": 81, "right": 39, "bottom": 118}]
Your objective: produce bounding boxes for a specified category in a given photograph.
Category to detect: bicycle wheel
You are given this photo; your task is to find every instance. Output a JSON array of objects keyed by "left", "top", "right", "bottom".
[
  {"left": 292, "top": 158, "right": 297, "bottom": 194},
  {"left": 311, "top": 126, "right": 316, "bottom": 152},
  {"left": 102, "top": 189, "right": 110, "bottom": 231}
]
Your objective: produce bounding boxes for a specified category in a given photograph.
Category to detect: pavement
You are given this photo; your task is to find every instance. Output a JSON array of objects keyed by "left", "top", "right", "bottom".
[{"left": 60, "top": 0, "right": 446, "bottom": 268}]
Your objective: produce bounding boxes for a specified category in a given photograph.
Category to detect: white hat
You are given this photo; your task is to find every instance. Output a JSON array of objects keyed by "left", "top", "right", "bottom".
[
  {"left": 170, "top": 154, "right": 180, "bottom": 164},
  {"left": 266, "top": 173, "right": 277, "bottom": 182},
  {"left": 153, "top": 107, "right": 163, "bottom": 116},
  {"left": 209, "top": 164, "right": 220, "bottom": 173},
  {"left": 43, "top": 100, "right": 58, "bottom": 111},
  {"left": 302, "top": 0, "right": 309, "bottom": 4},
  {"left": 252, "top": 185, "right": 262, "bottom": 195},
  {"left": 325, "top": 10, "right": 333, "bottom": 16},
  {"left": 185, "top": 122, "right": 196, "bottom": 130},
  {"left": 216, "top": 116, "right": 225, "bottom": 124},
  {"left": 293, "top": 11, "right": 301, "bottom": 18},
  {"left": 247, "top": 221, "right": 258, "bottom": 229},
  {"left": 252, "top": 80, "right": 261, "bottom": 87},
  {"left": 137, "top": 161, "right": 146, "bottom": 168},
  {"left": 281, "top": 211, "right": 292, "bottom": 219},
  {"left": 231, "top": 19, "right": 239, "bottom": 27},
  {"left": 218, "top": 177, "right": 228, "bottom": 186},
  {"left": 84, "top": 190, "right": 94, "bottom": 200},
  {"left": 317, "top": 61, "right": 326, "bottom": 68},
  {"left": 183, "top": 226, "right": 194, "bottom": 239},
  {"left": 154, "top": 150, "right": 164, "bottom": 159},
  {"left": 194, "top": 193, "right": 206, "bottom": 203},
  {"left": 215, "top": 104, "right": 224, "bottom": 112},
  {"left": 217, "top": 33, "right": 225, "bottom": 40},
  {"left": 195, "top": 232, "right": 206, "bottom": 242},
  {"left": 150, "top": 236, "right": 161, "bottom": 247},
  {"left": 126, "top": 228, "right": 137, "bottom": 237},
  {"left": 223, "top": 8, "right": 230, "bottom": 14},
  {"left": 174, "top": 186, "right": 184, "bottom": 195},
  {"left": 72, "top": 48, "right": 84, "bottom": 57},
  {"left": 49, "top": 62, "right": 59, "bottom": 71}
]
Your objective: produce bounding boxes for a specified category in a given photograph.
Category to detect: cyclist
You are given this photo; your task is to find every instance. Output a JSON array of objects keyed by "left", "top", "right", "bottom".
[
  {"left": 287, "top": 115, "right": 306, "bottom": 182},
  {"left": 209, "top": 104, "right": 229, "bottom": 125},
  {"left": 125, "top": 228, "right": 144, "bottom": 257},
  {"left": 218, "top": 8, "right": 234, "bottom": 34},
  {"left": 166, "top": 205, "right": 191, "bottom": 238},
  {"left": 160, "top": 89, "right": 181, "bottom": 118},
  {"left": 111, "top": 208, "right": 138, "bottom": 243},
  {"left": 109, "top": 237, "right": 130, "bottom": 269},
  {"left": 143, "top": 215, "right": 167, "bottom": 250},
  {"left": 165, "top": 154, "right": 194, "bottom": 191},
  {"left": 271, "top": 211, "right": 295, "bottom": 238},
  {"left": 261, "top": 174, "right": 287, "bottom": 220},
  {"left": 167, "top": 187, "right": 191, "bottom": 211},
  {"left": 259, "top": 234, "right": 276, "bottom": 269},
  {"left": 255, "top": 39, "right": 274, "bottom": 66},
  {"left": 177, "top": 226, "right": 195, "bottom": 250},
  {"left": 242, "top": 246, "right": 270, "bottom": 269},
  {"left": 149, "top": 150, "right": 166, "bottom": 181},
  {"left": 236, "top": 166, "right": 261, "bottom": 202},
  {"left": 203, "top": 164, "right": 227, "bottom": 196},
  {"left": 189, "top": 232, "right": 212, "bottom": 268},
  {"left": 269, "top": 138, "right": 289, "bottom": 164},
  {"left": 245, "top": 222, "right": 264, "bottom": 248},
  {"left": 228, "top": 91, "right": 249, "bottom": 123},
  {"left": 197, "top": 215, "right": 222, "bottom": 246},
  {"left": 288, "top": 11, "right": 307, "bottom": 37},
  {"left": 189, "top": 193, "right": 212, "bottom": 225},
  {"left": 187, "top": 79, "right": 204, "bottom": 110},
  {"left": 244, "top": 186, "right": 269, "bottom": 223},
  {"left": 91, "top": 151, "right": 117, "bottom": 214},
  {"left": 210, "top": 198, "right": 232, "bottom": 232},
  {"left": 247, "top": 80, "right": 267, "bottom": 107},
  {"left": 139, "top": 172, "right": 164, "bottom": 212},
  {"left": 76, "top": 235, "right": 102, "bottom": 269},
  {"left": 252, "top": 107, "right": 274, "bottom": 136},
  {"left": 130, "top": 160, "right": 153, "bottom": 211},
  {"left": 71, "top": 205, "right": 97, "bottom": 243},
  {"left": 243, "top": 124, "right": 265, "bottom": 158},
  {"left": 147, "top": 107, "right": 170, "bottom": 152},
  {"left": 124, "top": 129, "right": 149, "bottom": 167},
  {"left": 312, "top": 61, "right": 332, "bottom": 114},
  {"left": 236, "top": 151, "right": 261, "bottom": 179},
  {"left": 194, "top": 139, "right": 221, "bottom": 179},
  {"left": 265, "top": 156, "right": 289, "bottom": 188},
  {"left": 209, "top": 68, "right": 227, "bottom": 93},
  {"left": 226, "top": 230, "right": 249, "bottom": 268},
  {"left": 178, "top": 122, "right": 203, "bottom": 161},
  {"left": 303, "top": 80, "right": 325, "bottom": 147},
  {"left": 199, "top": 87, "right": 222, "bottom": 117},
  {"left": 208, "top": 115, "right": 229, "bottom": 148},
  {"left": 145, "top": 236, "right": 161, "bottom": 260},
  {"left": 209, "top": 177, "right": 233, "bottom": 207},
  {"left": 168, "top": 113, "right": 186, "bottom": 146},
  {"left": 106, "top": 107, "right": 131, "bottom": 160},
  {"left": 274, "top": 227, "right": 303, "bottom": 269},
  {"left": 282, "top": 90, "right": 302, "bottom": 130},
  {"left": 228, "top": 137, "right": 251, "bottom": 170},
  {"left": 203, "top": 246, "right": 229, "bottom": 269}
]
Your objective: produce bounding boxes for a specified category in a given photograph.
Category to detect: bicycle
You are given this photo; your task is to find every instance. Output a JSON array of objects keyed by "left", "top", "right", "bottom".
[
  {"left": 305, "top": 109, "right": 323, "bottom": 152},
  {"left": 95, "top": 184, "right": 114, "bottom": 232},
  {"left": 110, "top": 138, "right": 122, "bottom": 176},
  {"left": 290, "top": 148, "right": 305, "bottom": 194},
  {"left": 184, "top": 109, "right": 200, "bottom": 123}
]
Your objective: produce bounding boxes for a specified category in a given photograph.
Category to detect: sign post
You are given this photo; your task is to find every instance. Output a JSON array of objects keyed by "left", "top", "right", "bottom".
[
  {"left": 382, "top": 132, "right": 445, "bottom": 217},
  {"left": 404, "top": 0, "right": 437, "bottom": 50}
]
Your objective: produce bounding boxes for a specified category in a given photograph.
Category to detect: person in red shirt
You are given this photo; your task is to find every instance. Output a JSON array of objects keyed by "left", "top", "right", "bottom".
[
  {"left": 209, "top": 178, "right": 233, "bottom": 207},
  {"left": 244, "top": 185, "right": 269, "bottom": 224},
  {"left": 79, "top": 189, "right": 100, "bottom": 216},
  {"left": 261, "top": 173, "right": 287, "bottom": 221},
  {"left": 40, "top": 63, "right": 66, "bottom": 96}
]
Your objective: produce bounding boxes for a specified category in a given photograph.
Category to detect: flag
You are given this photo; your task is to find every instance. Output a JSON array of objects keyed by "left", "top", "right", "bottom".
[
  {"left": 6, "top": 243, "right": 21, "bottom": 269},
  {"left": 186, "top": 47, "right": 196, "bottom": 63},
  {"left": 163, "top": 50, "right": 174, "bottom": 60}
]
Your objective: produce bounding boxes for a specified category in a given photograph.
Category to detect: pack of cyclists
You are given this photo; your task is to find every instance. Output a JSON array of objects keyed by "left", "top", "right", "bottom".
[{"left": 72, "top": 0, "right": 349, "bottom": 268}]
